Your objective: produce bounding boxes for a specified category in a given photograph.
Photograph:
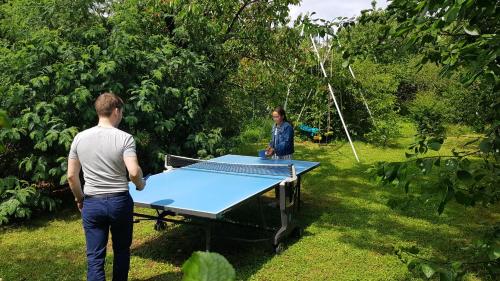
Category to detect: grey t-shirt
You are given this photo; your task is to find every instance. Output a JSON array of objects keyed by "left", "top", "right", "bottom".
[{"left": 68, "top": 126, "right": 136, "bottom": 195}]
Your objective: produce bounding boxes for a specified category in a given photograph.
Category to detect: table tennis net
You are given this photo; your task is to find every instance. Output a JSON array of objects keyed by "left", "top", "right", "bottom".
[
  {"left": 166, "top": 154, "right": 201, "bottom": 168},
  {"left": 165, "top": 154, "right": 294, "bottom": 177}
]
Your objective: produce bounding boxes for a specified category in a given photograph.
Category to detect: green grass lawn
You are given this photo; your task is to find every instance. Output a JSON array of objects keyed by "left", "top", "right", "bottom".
[{"left": 1, "top": 123, "right": 498, "bottom": 280}]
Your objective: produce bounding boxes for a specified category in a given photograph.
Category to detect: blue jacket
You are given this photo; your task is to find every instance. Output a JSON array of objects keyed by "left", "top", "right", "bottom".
[{"left": 269, "top": 121, "right": 294, "bottom": 156}]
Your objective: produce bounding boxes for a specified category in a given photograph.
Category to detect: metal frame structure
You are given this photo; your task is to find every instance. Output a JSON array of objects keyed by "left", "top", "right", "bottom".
[{"left": 132, "top": 154, "right": 319, "bottom": 253}]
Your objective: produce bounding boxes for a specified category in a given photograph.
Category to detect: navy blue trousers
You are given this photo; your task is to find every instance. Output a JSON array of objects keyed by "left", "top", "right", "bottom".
[{"left": 82, "top": 193, "right": 133, "bottom": 281}]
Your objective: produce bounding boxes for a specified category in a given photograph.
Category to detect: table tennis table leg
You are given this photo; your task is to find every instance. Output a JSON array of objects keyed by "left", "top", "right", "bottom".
[
  {"left": 205, "top": 225, "right": 211, "bottom": 252},
  {"left": 297, "top": 175, "right": 302, "bottom": 212},
  {"left": 273, "top": 183, "right": 296, "bottom": 253},
  {"left": 257, "top": 197, "right": 268, "bottom": 229}
]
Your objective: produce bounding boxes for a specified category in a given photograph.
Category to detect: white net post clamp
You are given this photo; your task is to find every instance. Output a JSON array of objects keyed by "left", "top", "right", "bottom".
[
  {"left": 164, "top": 155, "right": 174, "bottom": 172},
  {"left": 280, "top": 165, "right": 298, "bottom": 187}
]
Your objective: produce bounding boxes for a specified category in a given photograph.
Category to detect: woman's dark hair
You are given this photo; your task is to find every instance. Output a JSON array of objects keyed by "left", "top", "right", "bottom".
[{"left": 273, "top": 106, "right": 289, "bottom": 123}]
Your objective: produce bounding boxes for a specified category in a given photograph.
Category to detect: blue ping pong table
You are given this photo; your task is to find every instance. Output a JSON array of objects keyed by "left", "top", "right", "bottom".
[{"left": 129, "top": 154, "right": 319, "bottom": 253}]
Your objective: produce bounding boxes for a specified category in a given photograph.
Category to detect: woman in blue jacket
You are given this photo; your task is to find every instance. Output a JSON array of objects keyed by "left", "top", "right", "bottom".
[{"left": 266, "top": 106, "right": 294, "bottom": 159}]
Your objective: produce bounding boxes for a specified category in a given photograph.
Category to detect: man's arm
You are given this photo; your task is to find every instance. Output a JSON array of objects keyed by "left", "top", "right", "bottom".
[
  {"left": 67, "top": 158, "right": 84, "bottom": 211},
  {"left": 124, "top": 156, "right": 145, "bottom": 190}
]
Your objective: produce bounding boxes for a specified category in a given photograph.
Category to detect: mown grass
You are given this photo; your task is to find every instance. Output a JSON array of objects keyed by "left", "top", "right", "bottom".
[{"left": 0, "top": 122, "right": 498, "bottom": 281}]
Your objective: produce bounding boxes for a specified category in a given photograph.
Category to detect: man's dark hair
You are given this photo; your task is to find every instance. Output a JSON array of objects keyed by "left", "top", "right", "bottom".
[{"left": 94, "top": 92, "right": 124, "bottom": 117}]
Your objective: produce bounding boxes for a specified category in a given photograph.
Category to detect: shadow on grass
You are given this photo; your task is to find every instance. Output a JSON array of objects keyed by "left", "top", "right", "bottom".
[
  {"left": 292, "top": 144, "right": 498, "bottom": 262},
  {"left": 6, "top": 141, "right": 496, "bottom": 280},
  {"left": 131, "top": 191, "right": 320, "bottom": 280},
  {"left": 131, "top": 143, "right": 333, "bottom": 280},
  {"left": 131, "top": 272, "right": 181, "bottom": 281}
]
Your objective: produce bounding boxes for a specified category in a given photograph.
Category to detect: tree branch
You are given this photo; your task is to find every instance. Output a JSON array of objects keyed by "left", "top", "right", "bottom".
[
  {"left": 438, "top": 31, "right": 469, "bottom": 37},
  {"left": 407, "top": 150, "right": 481, "bottom": 161},
  {"left": 224, "top": 0, "right": 261, "bottom": 37}
]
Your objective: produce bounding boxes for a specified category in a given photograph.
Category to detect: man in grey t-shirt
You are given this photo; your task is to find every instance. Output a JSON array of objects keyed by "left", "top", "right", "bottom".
[{"left": 67, "top": 92, "right": 145, "bottom": 281}]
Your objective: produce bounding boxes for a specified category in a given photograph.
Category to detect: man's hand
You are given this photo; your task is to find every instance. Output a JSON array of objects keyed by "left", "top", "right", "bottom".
[
  {"left": 124, "top": 156, "right": 145, "bottom": 190},
  {"left": 76, "top": 201, "right": 83, "bottom": 212},
  {"left": 68, "top": 158, "right": 84, "bottom": 212},
  {"left": 136, "top": 178, "right": 146, "bottom": 191},
  {"left": 74, "top": 196, "right": 84, "bottom": 212}
]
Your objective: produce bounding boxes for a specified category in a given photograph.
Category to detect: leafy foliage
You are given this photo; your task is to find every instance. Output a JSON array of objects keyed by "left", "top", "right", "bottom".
[
  {"left": 0, "top": 176, "right": 59, "bottom": 225},
  {"left": 356, "top": 1, "right": 500, "bottom": 279},
  {"left": 387, "top": 0, "right": 499, "bottom": 87},
  {"left": 409, "top": 91, "right": 446, "bottom": 138},
  {"left": 394, "top": 224, "right": 500, "bottom": 280},
  {"left": 0, "top": 2, "right": 498, "bottom": 279},
  {"left": 238, "top": 118, "right": 273, "bottom": 144},
  {"left": 0, "top": 110, "right": 9, "bottom": 153},
  {"left": 182, "top": 251, "right": 235, "bottom": 281},
  {"left": 369, "top": 114, "right": 499, "bottom": 279},
  {"left": 0, "top": 0, "right": 298, "bottom": 223}
]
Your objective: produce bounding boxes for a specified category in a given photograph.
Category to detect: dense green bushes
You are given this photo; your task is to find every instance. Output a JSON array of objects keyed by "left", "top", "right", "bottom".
[
  {"left": 0, "top": 0, "right": 496, "bottom": 233},
  {"left": 1, "top": 113, "right": 57, "bottom": 224},
  {"left": 365, "top": 0, "right": 499, "bottom": 278},
  {"left": 408, "top": 91, "right": 446, "bottom": 138},
  {"left": 230, "top": 9, "right": 494, "bottom": 149},
  {"left": 0, "top": 0, "right": 222, "bottom": 183},
  {"left": 0, "top": 0, "right": 296, "bottom": 224},
  {"left": 238, "top": 118, "right": 273, "bottom": 144},
  {"left": 0, "top": 176, "right": 59, "bottom": 224}
]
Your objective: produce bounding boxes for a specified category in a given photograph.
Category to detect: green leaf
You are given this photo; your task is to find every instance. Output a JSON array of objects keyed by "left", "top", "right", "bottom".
[
  {"left": 34, "top": 141, "right": 48, "bottom": 151},
  {"left": 384, "top": 163, "right": 400, "bottom": 182},
  {"left": 456, "top": 170, "right": 472, "bottom": 182},
  {"left": 428, "top": 141, "right": 442, "bottom": 151},
  {"left": 400, "top": 181, "right": 410, "bottom": 193},
  {"left": 454, "top": 191, "right": 471, "bottom": 205},
  {"left": 406, "top": 245, "right": 420, "bottom": 254},
  {"left": 182, "top": 251, "right": 235, "bottom": 281},
  {"left": 445, "top": 158, "right": 458, "bottom": 171},
  {"left": 438, "top": 183, "right": 454, "bottom": 215},
  {"left": 124, "top": 116, "right": 139, "bottom": 126},
  {"left": 414, "top": 1, "right": 426, "bottom": 12},
  {"left": 60, "top": 174, "right": 68, "bottom": 185},
  {"left": 405, "top": 152, "right": 415, "bottom": 159},
  {"left": 488, "top": 247, "right": 500, "bottom": 261},
  {"left": 463, "top": 26, "right": 479, "bottom": 36},
  {"left": 418, "top": 145, "right": 426, "bottom": 154},
  {"left": 451, "top": 261, "right": 462, "bottom": 271},
  {"left": 0, "top": 110, "right": 10, "bottom": 128},
  {"left": 444, "top": 5, "right": 460, "bottom": 23},
  {"left": 422, "top": 159, "right": 434, "bottom": 174},
  {"left": 439, "top": 270, "right": 454, "bottom": 281},
  {"left": 421, "top": 263, "right": 436, "bottom": 278},
  {"left": 462, "top": 137, "right": 479, "bottom": 147},
  {"left": 479, "top": 140, "right": 491, "bottom": 153},
  {"left": 97, "top": 61, "right": 117, "bottom": 76},
  {"left": 438, "top": 200, "right": 446, "bottom": 215}
]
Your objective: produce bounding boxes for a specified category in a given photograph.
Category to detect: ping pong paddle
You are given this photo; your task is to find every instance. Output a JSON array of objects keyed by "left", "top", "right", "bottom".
[{"left": 136, "top": 174, "right": 151, "bottom": 190}]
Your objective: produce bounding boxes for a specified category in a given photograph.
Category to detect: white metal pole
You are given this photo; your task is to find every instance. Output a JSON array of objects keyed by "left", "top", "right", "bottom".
[
  {"left": 310, "top": 34, "right": 360, "bottom": 162},
  {"left": 338, "top": 40, "right": 375, "bottom": 124}
]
